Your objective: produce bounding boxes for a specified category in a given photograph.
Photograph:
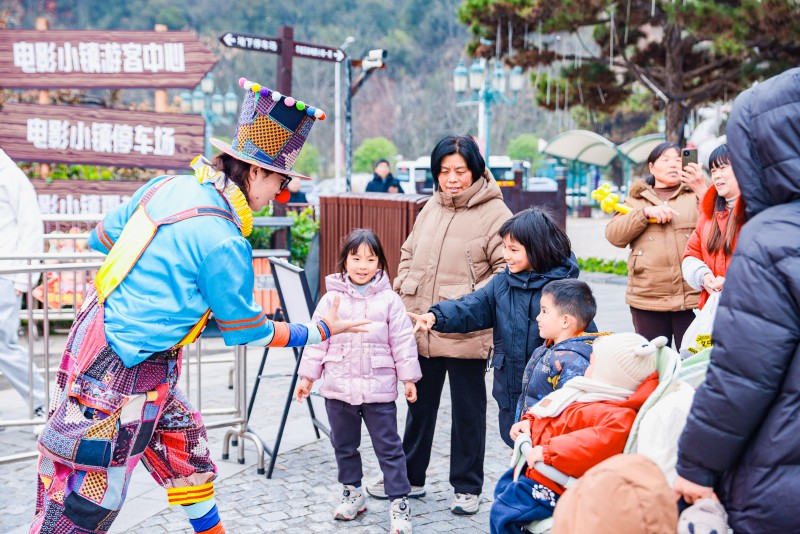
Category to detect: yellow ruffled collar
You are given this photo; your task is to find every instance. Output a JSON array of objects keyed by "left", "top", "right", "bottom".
[{"left": 191, "top": 155, "right": 253, "bottom": 237}]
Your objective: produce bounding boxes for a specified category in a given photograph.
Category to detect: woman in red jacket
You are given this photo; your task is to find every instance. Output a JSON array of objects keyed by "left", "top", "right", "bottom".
[{"left": 681, "top": 144, "right": 746, "bottom": 309}]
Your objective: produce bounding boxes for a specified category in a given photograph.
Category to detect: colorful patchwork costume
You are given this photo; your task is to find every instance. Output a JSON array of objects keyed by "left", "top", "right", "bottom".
[{"left": 31, "top": 80, "right": 328, "bottom": 534}]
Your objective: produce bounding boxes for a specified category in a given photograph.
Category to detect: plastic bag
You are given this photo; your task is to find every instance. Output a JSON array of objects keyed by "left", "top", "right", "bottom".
[{"left": 679, "top": 291, "right": 721, "bottom": 359}]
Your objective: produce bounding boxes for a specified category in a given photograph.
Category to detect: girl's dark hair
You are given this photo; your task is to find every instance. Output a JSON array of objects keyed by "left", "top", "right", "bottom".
[
  {"left": 498, "top": 206, "right": 572, "bottom": 273},
  {"left": 335, "top": 228, "right": 389, "bottom": 281},
  {"left": 213, "top": 153, "right": 253, "bottom": 200},
  {"left": 430, "top": 135, "right": 485, "bottom": 190},
  {"left": 644, "top": 142, "right": 680, "bottom": 186},
  {"left": 705, "top": 144, "right": 743, "bottom": 255}
]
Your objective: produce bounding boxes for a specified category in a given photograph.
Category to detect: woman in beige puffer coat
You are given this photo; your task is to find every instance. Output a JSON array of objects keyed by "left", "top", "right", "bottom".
[
  {"left": 367, "top": 135, "right": 511, "bottom": 515},
  {"left": 606, "top": 142, "right": 705, "bottom": 348}
]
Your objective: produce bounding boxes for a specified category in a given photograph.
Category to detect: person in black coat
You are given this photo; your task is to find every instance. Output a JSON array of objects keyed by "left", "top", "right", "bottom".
[
  {"left": 408, "top": 208, "right": 595, "bottom": 446},
  {"left": 365, "top": 159, "right": 401, "bottom": 193},
  {"left": 674, "top": 68, "right": 800, "bottom": 532}
]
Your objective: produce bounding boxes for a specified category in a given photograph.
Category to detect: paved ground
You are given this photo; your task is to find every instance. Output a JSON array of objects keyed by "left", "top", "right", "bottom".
[{"left": 0, "top": 217, "right": 633, "bottom": 534}]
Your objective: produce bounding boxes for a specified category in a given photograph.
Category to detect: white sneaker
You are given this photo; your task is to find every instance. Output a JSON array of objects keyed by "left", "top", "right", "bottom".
[
  {"left": 366, "top": 479, "right": 426, "bottom": 500},
  {"left": 451, "top": 493, "right": 480, "bottom": 515},
  {"left": 334, "top": 485, "right": 366, "bottom": 521},
  {"left": 389, "top": 497, "right": 412, "bottom": 534}
]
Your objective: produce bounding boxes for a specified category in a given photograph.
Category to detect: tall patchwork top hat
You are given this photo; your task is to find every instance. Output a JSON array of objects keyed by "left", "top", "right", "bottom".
[{"left": 209, "top": 77, "right": 326, "bottom": 180}]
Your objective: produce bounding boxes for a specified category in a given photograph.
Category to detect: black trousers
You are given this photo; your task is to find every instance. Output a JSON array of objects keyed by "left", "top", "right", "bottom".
[
  {"left": 402, "top": 356, "right": 487, "bottom": 495},
  {"left": 630, "top": 307, "right": 696, "bottom": 349}
]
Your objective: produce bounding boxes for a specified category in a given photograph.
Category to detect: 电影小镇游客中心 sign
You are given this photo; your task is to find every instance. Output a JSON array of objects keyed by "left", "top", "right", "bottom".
[
  {"left": 0, "top": 30, "right": 217, "bottom": 88},
  {"left": 0, "top": 103, "right": 205, "bottom": 169}
]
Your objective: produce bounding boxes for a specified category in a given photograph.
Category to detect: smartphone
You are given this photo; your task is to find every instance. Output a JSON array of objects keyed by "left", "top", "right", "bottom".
[{"left": 681, "top": 148, "right": 698, "bottom": 169}]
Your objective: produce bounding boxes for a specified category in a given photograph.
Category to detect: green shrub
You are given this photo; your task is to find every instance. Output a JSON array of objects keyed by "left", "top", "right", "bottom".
[
  {"left": 578, "top": 257, "right": 628, "bottom": 276},
  {"left": 288, "top": 207, "right": 320, "bottom": 267}
]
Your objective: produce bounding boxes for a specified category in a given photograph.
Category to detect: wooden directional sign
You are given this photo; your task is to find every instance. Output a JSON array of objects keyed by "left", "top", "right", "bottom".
[
  {"left": 0, "top": 30, "right": 217, "bottom": 89},
  {"left": 0, "top": 103, "right": 205, "bottom": 169},
  {"left": 219, "top": 31, "right": 344, "bottom": 63}
]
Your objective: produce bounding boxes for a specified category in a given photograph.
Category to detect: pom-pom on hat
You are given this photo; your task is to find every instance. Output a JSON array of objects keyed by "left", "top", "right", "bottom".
[
  {"left": 209, "top": 78, "right": 326, "bottom": 180},
  {"left": 591, "top": 333, "right": 658, "bottom": 390}
]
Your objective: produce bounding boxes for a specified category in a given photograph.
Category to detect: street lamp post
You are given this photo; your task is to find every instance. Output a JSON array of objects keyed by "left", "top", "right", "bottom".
[
  {"left": 335, "top": 36, "right": 356, "bottom": 192},
  {"left": 453, "top": 58, "right": 524, "bottom": 161},
  {"left": 180, "top": 72, "right": 238, "bottom": 158}
]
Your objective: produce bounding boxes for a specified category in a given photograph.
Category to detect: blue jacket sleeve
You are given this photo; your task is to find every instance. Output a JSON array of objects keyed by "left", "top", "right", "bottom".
[
  {"left": 428, "top": 276, "right": 498, "bottom": 333},
  {"left": 676, "top": 242, "right": 800, "bottom": 487},
  {"left": 88, "top": 175, "right": 169, "bottom": 254}
]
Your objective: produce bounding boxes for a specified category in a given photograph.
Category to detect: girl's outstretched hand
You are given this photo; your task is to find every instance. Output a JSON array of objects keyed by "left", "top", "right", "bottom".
[
  {"left": 407, "top": 312, "right": 436, "bottom": 333},
  {"left": 405, "top": 382, "right": 417, "bottom": 403},
  {"left": 325, "top": 295, "right": 371, "bottom": 336},
  {"left": 295, "top": 377, "right": 313, "bottom": 403}
]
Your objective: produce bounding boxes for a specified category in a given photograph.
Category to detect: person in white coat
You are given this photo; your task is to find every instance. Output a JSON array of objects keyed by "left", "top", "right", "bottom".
[{"left": 0, "top": 148, "right": 46, "bottom": 415}]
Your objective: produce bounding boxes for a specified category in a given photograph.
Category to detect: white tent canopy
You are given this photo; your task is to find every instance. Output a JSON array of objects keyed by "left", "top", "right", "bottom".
[
  {"left": 541, "top": 130, "right": 619, "bottom": 167},
  {"left": 618, "top": 134, "right": 667, "bottom": 165}
]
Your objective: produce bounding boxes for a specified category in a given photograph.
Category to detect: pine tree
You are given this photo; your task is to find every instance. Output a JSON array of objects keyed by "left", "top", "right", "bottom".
[{"left": 459, "top": 0, "right": 800, "bottom": 143}]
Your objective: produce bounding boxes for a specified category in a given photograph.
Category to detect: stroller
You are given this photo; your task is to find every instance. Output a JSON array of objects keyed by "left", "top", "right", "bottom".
[{"left": 508, "top": 343, "right": 712, "bottom": 533}]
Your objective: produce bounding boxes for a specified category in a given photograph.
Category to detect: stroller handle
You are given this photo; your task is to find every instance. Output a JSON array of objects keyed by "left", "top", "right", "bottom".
[{"left": 512, "top": 435, "right": 577, "bottom": 488}]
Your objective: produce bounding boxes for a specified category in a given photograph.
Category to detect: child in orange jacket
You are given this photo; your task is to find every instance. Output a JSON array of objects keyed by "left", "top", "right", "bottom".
[{"left": 490, "top": 333, "right": 659, "bottom": 534}]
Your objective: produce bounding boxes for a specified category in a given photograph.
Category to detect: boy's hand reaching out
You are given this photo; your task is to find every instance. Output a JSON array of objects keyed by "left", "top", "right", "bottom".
[
  {"left": 510, "top": 419, "right": 531, "bottom": 441},
  {"left": 405, "top": 382, "right": 417, "bottom": 403},
  {"left": 295, "top": 378, "right": 313, "bottom": 403},
  {"left": 526, "top": 445, "right": 545, "bottom": 469},
  {"left": 407, "top": 312, "right": 436, "bottom": 333}
]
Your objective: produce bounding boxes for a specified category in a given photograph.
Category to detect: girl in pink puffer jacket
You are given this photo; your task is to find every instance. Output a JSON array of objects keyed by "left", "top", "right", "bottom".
[{"left": 296, "top": 229, "right": 421, "bottom": 534}]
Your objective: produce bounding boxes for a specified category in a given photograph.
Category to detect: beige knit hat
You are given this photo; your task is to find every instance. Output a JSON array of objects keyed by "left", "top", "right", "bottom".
[{"left": 591, "top": 333, "right": 657, "bottom": 390}]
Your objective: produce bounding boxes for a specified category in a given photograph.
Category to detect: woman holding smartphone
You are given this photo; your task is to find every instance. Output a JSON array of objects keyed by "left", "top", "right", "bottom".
[{"left": 605, "top": 142, "right": 706, "bottom": 348}]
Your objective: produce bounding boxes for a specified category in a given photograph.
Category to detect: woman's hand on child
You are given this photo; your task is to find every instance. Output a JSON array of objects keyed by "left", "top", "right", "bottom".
[
  {"left": 525, "top": 445, "right": 545, "bottom": 468},
  {"left": 325, "top": 295, "right": 372, "bottom": 336},
  {"left": 295, "top": 378, "right": 313, "bottom": 403},
  {"left": 510, "top": 419, "right": 531, "bottom": 441},
  {"left": 407, "top": 312, "right": 436, "bottom": 333},
  {"left": 404, "top": 382, "right": 417, "bottom": 403},
  {"left": 673, "top": 475, "right": 719, "bottom": 504}
]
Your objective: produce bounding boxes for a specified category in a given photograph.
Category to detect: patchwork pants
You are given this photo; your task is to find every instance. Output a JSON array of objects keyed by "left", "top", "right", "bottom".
[{"left": 30, "top": 293, "right": 217, "bottom": 533}]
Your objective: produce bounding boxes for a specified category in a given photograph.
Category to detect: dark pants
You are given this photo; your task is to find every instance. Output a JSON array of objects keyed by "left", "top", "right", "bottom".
[
  {"left": 490, "top": 468, "right": 559, "bottom": 534},
  {"left": 630, "top": 307, "right": 696, "bottom": 349},
  {"left": 498, "top": 403, "right": 517, "bottom": 448},
  {"left": 403, "top": 356, "right": 487, "bottom": 495},
  {"left": 325, "top": 399, "right": 411, "bottom": 501}
]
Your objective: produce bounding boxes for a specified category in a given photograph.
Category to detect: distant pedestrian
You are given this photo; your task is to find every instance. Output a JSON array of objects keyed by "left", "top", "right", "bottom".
[
  {"left": 296, "top": 229, "right": 421, "bottom": 534},
  {"left": 0, "top": 148, "right": 47, "bottom": 417},
  {"left": 287, "top": 176, "right": 308, "bottom": 204},
  {"left": 366, "top": 159, "right": 401, "bottom": 193}
]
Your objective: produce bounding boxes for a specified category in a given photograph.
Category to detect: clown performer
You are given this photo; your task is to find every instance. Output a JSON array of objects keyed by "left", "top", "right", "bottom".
[{"left": 30, "top": 78, "right": 365, "bottom": 534}]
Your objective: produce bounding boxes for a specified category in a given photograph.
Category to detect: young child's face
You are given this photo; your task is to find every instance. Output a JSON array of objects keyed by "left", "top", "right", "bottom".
[
  {"left": 346, "top": 243, "right": 379, "bottom": 285},
  {"left": 536, "top": 293, "right": 570, "bottom": 341},
  {"left": 502, "top": 236, "right": 532, "bottom": 273}
]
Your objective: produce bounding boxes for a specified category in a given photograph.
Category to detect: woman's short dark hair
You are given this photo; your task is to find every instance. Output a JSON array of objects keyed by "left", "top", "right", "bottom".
[
  {"left": 335, "top": 228, "right": 389, "bottom": 281},
  {"left": 430, "top": 135, "right": 485, "bottom": 190},
  {"left": 213, "top": 153, "right": 253, "bottom": 200},
  {"left": 708, "top": 143, "right": 731, "bottom": 170},
  {"left": 643, "top": 142, "right": 680, "bottom": 186},
  {"left": 498, "top": 206, "right": 572, "bottom": 273}
]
